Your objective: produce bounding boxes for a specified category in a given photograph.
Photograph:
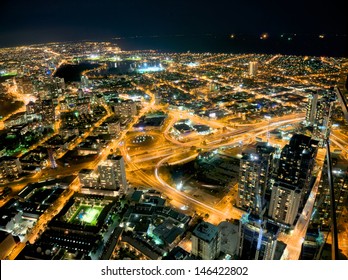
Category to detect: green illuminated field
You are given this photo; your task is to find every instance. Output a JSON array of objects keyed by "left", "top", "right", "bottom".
[
  {"left": 69, "top": 205, "right": 103, "bottom": 226},
  {"left": 0, "top": 71, "right": 17, "bottom": 77},
  {"left": 125, "top": 56, "right": 141, "bottom": 61}
]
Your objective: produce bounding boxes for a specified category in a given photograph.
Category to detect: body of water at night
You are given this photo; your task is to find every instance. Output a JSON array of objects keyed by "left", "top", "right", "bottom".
[
  {"left": 54, "top": 63, "right": 101, "bottom": 82},
  {"left": 54, "top": 61, "right": 162, "bottom": 81},
  {"left": 112, "top": 34, "right": 348, "bottom": 57}
]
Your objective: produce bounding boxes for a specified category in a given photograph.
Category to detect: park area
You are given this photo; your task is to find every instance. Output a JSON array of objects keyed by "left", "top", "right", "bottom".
[{"left": 69, "top": 205, "right": 103, "bottom": 226}]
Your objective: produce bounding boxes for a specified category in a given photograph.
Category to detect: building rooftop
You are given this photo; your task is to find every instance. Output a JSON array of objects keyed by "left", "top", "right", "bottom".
[
  {"left": 274, "top": 241, "right": 287, "bottom": 260},
  {"left": 193, "top": 221, "right": 218, "bottom": 243},
  {"left": 107, "top": 154, "right": 123, "bottom": 161},
  {"left": 289, "top": 133, "right": 318, "bottom": 148},
  {"left": 153, "top": 219, "right": 184, "bottom": 245},
  {"left": 241, "top": 153, "right": 261, "bottom": 162},
  {"left": 163, "top": 246, "right": 194, "bottom": 260},
  {"left": 274, "top": 181, "right": 302, "bottom": 193},
  {"left": 79, "top": 168, "right": 94, "bottom": 175},
  {"left": 131, "top": 190, "right": 143, "bottom": 203}
]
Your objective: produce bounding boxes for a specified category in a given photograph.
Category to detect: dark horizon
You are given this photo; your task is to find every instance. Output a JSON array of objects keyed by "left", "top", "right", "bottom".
[
  {"left": 1, "top": 33, "right": 347, "bottom": 58},
  {"left": 0, "top": 0, "right": 347, "bottom": 52}
]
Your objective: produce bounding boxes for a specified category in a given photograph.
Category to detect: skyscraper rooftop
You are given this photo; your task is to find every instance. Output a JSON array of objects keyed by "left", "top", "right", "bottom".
[{"left": 192, "top": 221, "right": 219, "bottom": 243}]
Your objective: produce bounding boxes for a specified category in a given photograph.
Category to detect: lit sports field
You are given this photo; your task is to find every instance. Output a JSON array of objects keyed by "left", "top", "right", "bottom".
[{"left": 69, "top": 205, "right": 103, "bottom": 226}]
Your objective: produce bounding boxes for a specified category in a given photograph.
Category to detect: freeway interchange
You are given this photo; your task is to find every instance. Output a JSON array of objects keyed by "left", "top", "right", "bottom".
[
  {"left": 3, "top": 90, "right": 348, "bottom": 260},
  {"left": 2, "top": 82, "right": 348, "bottom": 260},
  {"left": 118, "top": 103, "right": 306, "bottom": 224}
]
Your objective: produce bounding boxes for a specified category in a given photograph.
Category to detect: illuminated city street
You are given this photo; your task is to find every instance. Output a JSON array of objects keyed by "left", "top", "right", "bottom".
[{"left": 0, "top": 39, "right": 347, "bottom": 263}]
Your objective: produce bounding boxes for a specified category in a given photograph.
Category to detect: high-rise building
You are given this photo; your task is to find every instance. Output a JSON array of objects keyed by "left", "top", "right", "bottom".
[
  {"left": 249, "top": 61, "right": 258, "bottom": 77},
  {"left": 191, "top": 221, "right": 221, "bottom": 260},
  {"left": 313, "top": 160, "right": 348, "bottom": 230},
  {"left": 277, "top": 134, "right": 318, "bottom": 196},
  {"left": 256, "top": 143, "right": 279, "bottom": 203},
  {"left": 238, "top": 153, "right": 264, "bottom": 214},
  {"left": 305, "top": 90, "right": 335, "bottom": 144},
  {"left": 98, "top": 155, "right": 127, "bottom": 192},
  {"left": 306, "top": 91, "right": 319, "bottom": 126},
  {"left": 268, "top": 134, "right": 318, "bottom": 226},
  {"left": 312, "top": 97, "right": 333, "bottom": 143},
  {"left": 104, "top": 116, "right": 120, "bottom": 136},
  {"left": 78, "top": 169, "right": 99, "bottom": 188},
  {"left": 300, "top": 226, "right": 324, "bottom": 260},
  {"left": 98, "top": 162, "right": 115, "bottom": 189},
  {"left": 237, "top": 143, "right": 275, "bottom": 215},
  {"left": 238, "top": 213, "right": 280, "bottom": 260},
  {"left": 268, "top": 181, "right": 302, "bottom": 225},
  {"left": 113, "top": 100, "right": 137, "bottom": 118}
]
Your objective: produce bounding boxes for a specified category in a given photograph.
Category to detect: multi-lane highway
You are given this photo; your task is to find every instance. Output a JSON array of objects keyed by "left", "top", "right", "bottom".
[
  {"left": 118, "top": 107, "right": 306, "bottom": 225},
  {"left": 2, "top": 77, "right": 348, "bottom": 260}
]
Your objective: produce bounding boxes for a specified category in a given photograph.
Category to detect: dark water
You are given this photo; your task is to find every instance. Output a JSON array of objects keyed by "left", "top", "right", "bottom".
[
  {"left": 54, "top": 60, "right": 163, "bottom": 79},
  {"left": 112, "top": 34, "right": 348, "bottom": 57},
  {"left": 104, "top": 61, "right": 135, "bottom": 74},
  {"left": 54, "top": 62, "right": 100, "bottom": 82}
]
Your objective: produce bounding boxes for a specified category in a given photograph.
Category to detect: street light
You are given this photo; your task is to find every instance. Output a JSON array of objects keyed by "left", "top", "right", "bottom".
[{"left": 176, "top": 181, "right": 183, "bottom": 191}]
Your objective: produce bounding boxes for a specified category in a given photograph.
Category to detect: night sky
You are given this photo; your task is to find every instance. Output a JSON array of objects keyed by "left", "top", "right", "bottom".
[{"left": 0, "top": 0, "right": 347, "bottom": 47}]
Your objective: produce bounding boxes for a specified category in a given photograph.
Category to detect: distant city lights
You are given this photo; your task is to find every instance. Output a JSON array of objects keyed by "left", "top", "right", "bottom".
[{"left": 260, "top": 33, "right": 269, "bottom": 40}]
